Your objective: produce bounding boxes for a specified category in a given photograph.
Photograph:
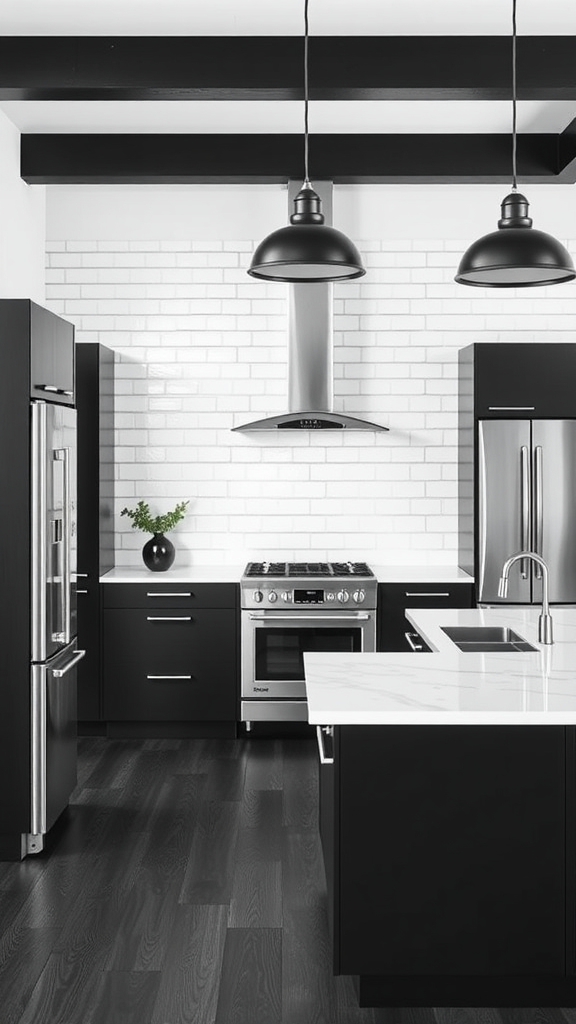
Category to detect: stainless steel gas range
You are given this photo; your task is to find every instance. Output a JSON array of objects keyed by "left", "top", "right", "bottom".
[{"left": 240, "top": 561, "right": 377, "bottom": 725}]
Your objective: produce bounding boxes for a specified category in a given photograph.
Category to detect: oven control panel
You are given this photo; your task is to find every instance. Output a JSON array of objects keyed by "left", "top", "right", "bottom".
[{"left": 243, "top": 581, "right": 376, "bottom": 610}]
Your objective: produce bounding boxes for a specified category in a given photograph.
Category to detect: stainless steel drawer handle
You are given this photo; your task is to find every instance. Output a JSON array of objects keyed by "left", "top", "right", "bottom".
[
  {"left": 146, "top": 616, "right": 192, "bottom": 621},
  {"left": 53, "top": 649, "right": 86, "bottom": 677},
  {"left": 77, "top": 589, "right": 88, "bottom": 595},
  {"left": 488, "top": 406, "right": 535, "bottom": 411},
  {"left": 405, "top": 631, "right": 424, "bottom": 652},
  {"left": 147, "top": 592, "right": 192, "bottom": 597},
  {"left": 74, "top": 572, "right": 89, "bottom": 578},
  {"left": 248, "top": 613, "right": 371, "bottom": 621},
  {"left": 316, "top": 726, "right": 335, "bottom": 765},
  {"left": 35, "top": 384, "right": 74, "bottom": 396},
  {"left": 405, "top": 592, "right": 450, "bottom": 598},
  {"left": 147, "top": 674, "right": 192, "bottom": 680}
]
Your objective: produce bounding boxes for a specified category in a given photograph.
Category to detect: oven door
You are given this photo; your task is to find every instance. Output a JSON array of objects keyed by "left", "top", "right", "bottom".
[{"left": 241, "top": 609, "right": 376, "bottom": 700}]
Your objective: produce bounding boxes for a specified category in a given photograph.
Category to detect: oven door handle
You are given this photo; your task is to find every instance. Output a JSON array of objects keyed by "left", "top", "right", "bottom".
[{"left": 248, "top": 612, "right": 372, "bottom": 621}]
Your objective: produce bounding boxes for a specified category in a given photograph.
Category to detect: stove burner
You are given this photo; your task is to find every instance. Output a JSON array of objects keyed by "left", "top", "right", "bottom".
[
  {"left": 244, "top": 560, "right": 375, "bottom": 579},
  {"left": 331, "top": 561, "right": 373, "bottom": 577},
  {"left": 287, "top": 562, "right": 331, "bottom": 577},
  {"left": 244, "top": 562, "right": 286, "bottom": 577}
]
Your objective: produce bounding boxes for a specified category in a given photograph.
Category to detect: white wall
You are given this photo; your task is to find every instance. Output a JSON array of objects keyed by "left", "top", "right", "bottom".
[
  {"left": 46, "top": 183, "right": 576, "bottom": 568},
  {"left": 0, "top": 110, "right": 45, "bottom": 302}
]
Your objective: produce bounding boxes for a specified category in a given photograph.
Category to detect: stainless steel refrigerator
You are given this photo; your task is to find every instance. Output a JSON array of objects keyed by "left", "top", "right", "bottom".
[
  {"left": 28, "top": 400, "right": 85, "bottom": 855},
  {"left": 477, "top": 419, "right": 576, "bottom": 604}
]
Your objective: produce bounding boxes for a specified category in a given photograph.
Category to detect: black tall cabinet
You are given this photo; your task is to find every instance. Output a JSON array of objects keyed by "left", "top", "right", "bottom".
[{"left": 76, "top": 344, "right": 115, "bottom": 723}]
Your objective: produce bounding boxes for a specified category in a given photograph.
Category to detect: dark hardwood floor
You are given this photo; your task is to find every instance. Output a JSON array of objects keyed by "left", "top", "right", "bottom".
[{"left": 0, "top": 736, "right": 575, "bottom": 1024}]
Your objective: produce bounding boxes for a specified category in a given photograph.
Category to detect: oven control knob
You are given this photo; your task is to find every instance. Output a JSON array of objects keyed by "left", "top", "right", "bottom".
[
  {"left": 337, "top": 589, "right": 350, "bottom": 604},
  {"left": 268, "top": 591, "right": 278, "bottom": 603},
  {"left": 326, "top": 592, "right": 336, "bottom": 602},
  {"left": 353, "top": 589, "right": 366, "bottom": 604},
  {"left": 253, "top": 590, "right": 263, "bottom": 603},
  {"left": 281, "top": 591, "right": 291, "bottom": 602}
]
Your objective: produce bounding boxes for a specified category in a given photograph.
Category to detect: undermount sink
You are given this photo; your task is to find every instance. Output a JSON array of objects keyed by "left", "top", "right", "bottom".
[{"left": 441, "top": 625, "right": 538, "bottom": 653}]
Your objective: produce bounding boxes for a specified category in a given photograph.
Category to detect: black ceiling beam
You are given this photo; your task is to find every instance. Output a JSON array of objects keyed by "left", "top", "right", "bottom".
[
  {"left": 3, "top": 37, "right": 576, "bottom": 101},
  {"left": 21, "top": 132, "right": 568, "bottom": 185}
]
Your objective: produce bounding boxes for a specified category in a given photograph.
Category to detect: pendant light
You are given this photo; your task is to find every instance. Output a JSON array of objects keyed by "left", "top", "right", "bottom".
[
  {"left": 455, "top": 0, "right": 575, "bottom": 288},
  {"left": 248, "top": 0, "right": 365, "bottom": 282}
]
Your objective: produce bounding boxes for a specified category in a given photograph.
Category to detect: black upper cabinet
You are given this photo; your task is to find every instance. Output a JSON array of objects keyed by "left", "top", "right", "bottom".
[
  {"left": 30, "top": 301, "right": 75, "bottom": 405},
  {"left": 460, "top": 343, "right": 576, "bottom": 419},
  {"left": 76, "top": 344, "right": 115, "bottom": 721}
]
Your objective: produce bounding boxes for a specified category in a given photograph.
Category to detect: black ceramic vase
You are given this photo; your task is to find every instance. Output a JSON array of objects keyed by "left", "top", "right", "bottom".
[{"left": 142, "top": 533, "right": 175, "bottom": 572}]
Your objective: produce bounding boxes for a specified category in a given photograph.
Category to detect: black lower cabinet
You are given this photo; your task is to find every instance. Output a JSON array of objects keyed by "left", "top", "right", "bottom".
[
  {"left": 378, "top": 582, "right": 474, "bottom": 651},
  {"left": 318, "top": 724, "right": 576, "bottom": 1007},
  {"left": 102, "top": 583, "right": 238, "bottom": 737}
]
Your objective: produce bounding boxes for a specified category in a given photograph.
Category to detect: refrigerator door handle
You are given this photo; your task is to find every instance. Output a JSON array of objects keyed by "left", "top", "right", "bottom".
[
  {"left": 520, "top": 445, "right": 530, "bottom": 579},
  {"left": 52, "top": 649, "right": 86, "bottom": 678},
  {"left": 54, "top": 447, "right": 71, "bottom": 644},
  {"left": 534, "top": 445, "right": 543, "bottom": 579}
]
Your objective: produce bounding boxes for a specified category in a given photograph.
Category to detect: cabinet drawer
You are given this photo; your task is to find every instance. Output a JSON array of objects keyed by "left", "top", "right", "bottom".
[
  {"left": 103, "top": 608, "right": 237, "bottom": 721},
  {"left": 102, "top": 582, "right": 238, "bottom": 609},
  {"left": 378, "top": 583, "right": 474, "bottom": 653},
  {"left": 379, "top": 583, "right": 474, "bottom": 610}
]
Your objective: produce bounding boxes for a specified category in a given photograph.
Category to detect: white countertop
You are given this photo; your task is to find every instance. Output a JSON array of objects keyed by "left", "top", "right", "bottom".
[
  {"left": 305, "top": 606, "right": 576, "bottom": 726},
  {"left": 100, "top": 566, "right": 243, "bottom": 584},
  {"left": 100, "top": 564, "right": 473, "bottom": 585},
  {"left": 371, "top": 565, "right": 473, "bottom": 584}
]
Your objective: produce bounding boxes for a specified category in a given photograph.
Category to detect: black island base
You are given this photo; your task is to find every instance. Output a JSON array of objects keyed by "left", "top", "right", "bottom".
[{"left": 318, "top": 724, "right": 576, "bottom": 1007}]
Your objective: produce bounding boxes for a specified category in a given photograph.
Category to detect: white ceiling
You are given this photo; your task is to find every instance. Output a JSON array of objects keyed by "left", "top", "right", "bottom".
[
  {"left": 1, "top": 0, "right": 576, "bottom": 35},
  {"left": 1, "top": 1, "right": 575, "bottom": 138}
]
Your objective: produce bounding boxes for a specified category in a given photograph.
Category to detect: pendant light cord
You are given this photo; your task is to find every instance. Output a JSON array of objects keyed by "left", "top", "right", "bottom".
[
  {"left": 511, "top": 0, "right": 517, "bottom": 190},
  {"left": 304, "top": 0, "right": 310, "bottom": 184}
]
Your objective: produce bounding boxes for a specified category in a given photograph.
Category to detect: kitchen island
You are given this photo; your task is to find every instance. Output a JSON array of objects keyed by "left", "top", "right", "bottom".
[{"left": 304, "top": 607, "right": 576, "bottom": 1008}]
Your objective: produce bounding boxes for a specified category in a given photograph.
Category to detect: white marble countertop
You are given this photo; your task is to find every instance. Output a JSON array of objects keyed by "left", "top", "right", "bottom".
[
  {"left": 100, "top": 566, "right": 243, "bottom": 584},
  {"left": 371, "top": 565, "right": 473, "bottom": 584},
  {"left": 101, "top": 564, "right": 474, "bottom": 585},
  {"left": 305, "top": 605, "right": 576, "bottom": 726}
]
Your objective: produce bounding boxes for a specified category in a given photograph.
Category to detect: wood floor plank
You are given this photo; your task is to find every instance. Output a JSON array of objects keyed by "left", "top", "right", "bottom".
[
  {"left": 240, "top": 787, "right": 283, "bottom": 831},
  {"left": 179, "top": 799, "right": 241, "bottom": 905},
  {"left": 214, "top": 927, "right": 282, "bottom": 1024},
  {"left": 0, "top": 926, "right": 60, "bottom": 1024},
  {"left": 229, "top": 858, "right": 282, "bottom": 928},
  {"left": 150, "top": 904, "right": 228, "bottom": 1024},
  {"left": 136, "top": 773, "right": 207, "bottom": 897},
  {"left": 244, "top": 738, "right": 283, "bottom": 790},
  {"left": 85, "top": 969, "right": 162, "bottom": 1024},
  {"left": 281, "top": 739, "right": 319, "bottom": 830},
  {"left": 203, "top": 753, "right": 248, "bottom": 802}
]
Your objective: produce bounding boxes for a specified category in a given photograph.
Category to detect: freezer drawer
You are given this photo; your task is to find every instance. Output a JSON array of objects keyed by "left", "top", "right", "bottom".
[{"left": 28, "top": 643, "right": 85, "bottom": 853}]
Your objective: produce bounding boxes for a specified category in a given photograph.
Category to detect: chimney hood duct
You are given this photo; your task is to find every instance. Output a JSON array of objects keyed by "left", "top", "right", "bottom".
[{"left": 233, "top": 182, "right": 387, "bottom": 433}]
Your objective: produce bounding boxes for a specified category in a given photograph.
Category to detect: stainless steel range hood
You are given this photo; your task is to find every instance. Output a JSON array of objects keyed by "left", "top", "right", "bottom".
[{"left": 233, "top": 182, "right": 387, "bottom": 433}]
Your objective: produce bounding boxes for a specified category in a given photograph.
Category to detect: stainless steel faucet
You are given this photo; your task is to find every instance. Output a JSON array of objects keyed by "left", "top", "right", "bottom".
[{"left": 498, "top": 551, "right": 553, "bottom": 644}]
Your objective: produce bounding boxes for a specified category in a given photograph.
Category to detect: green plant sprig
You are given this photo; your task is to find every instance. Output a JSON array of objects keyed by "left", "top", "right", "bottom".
[{"left": 121, "top": 499, "right": 190, "bottom": 535}]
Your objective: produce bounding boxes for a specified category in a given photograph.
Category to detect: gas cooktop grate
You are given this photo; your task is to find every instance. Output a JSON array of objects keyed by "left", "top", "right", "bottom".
[
  {"left": 243, "top": 560, "right": 375, "bottom": 579},
  {"left": 331, "top": 561, "right": 374, "bottom": 577}
]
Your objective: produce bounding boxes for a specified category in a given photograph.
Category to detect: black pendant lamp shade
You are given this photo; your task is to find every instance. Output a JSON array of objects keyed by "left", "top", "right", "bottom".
[
  {"left": 455, "top": 191, "right": 576, "bottom": 287},
  {"left": 248, "top": 182, "right": 365, "bottom": 282},
  {"left": 247, "top": 0, "right": 365, "bottom": 284},
  {"left": 456, "top": 0, "right": 575, "bottom": 289}
]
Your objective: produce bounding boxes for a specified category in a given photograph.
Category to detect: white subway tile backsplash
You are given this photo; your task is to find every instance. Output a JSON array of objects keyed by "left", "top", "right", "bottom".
[{"left": 46, "top": 236, "right": 575, "bottom": 567}]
